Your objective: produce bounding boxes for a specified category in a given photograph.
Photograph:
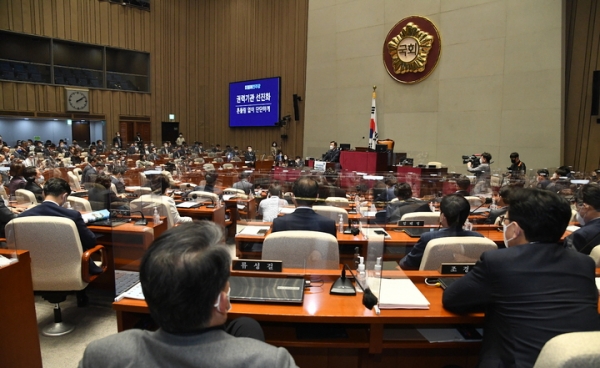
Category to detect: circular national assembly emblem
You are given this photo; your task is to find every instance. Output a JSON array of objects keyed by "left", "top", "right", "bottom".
[{"left": 383, "top": 16, "right": 441, "bottom": 84}]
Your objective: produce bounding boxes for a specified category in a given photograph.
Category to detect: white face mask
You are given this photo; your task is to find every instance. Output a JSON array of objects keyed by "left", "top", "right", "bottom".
[
  {"left": 213, "top": 287, "right": 231, "bottom": 313},
  {"left": 329, "top": 146, "right": 334, "bottom": 150},
  {"left": 503, "top": 222, "right": 517, "bottom": 247},
  {"left": 576, "top": 211, "right": 586, "bottom": 226},
  {"left": 36, "top": 175, "right": 44, "bottom": 184}
]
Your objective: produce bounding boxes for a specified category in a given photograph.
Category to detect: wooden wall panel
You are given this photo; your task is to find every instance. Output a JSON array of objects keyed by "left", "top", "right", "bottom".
[
  {"left": 565, "top": 0, "right": 600, "bottom": 172},
  {"left": 0, "top": 0, "right": 308, "bottom": 157}
]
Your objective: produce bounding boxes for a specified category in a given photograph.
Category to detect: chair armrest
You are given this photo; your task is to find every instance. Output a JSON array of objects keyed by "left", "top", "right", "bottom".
[{"left": 81, "top": 244, "right": 107, "bottom": 283}]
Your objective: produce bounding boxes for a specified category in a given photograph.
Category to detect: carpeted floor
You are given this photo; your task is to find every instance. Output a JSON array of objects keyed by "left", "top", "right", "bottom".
[{"left": 35, "top": 289, "right": 117, "bottom": 368}]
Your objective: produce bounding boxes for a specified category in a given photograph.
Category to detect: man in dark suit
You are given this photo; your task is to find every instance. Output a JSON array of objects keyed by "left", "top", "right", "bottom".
[
  {"left": 18, "top": 178, "right": 101, "bottom": 274},
  {"left": 443, "top": 188, "right": 600, "bottom": 368},
  {"left": 385, "top": 182, "right": 431, "bottom": 224},
  {"left": 244, "top": 146, "right": 256, "bottom": 162},
  {"left": 399, "top": 194, "right": 483, "bottom": 269},
  {"left": 272, "top": 177, "right": 336, "bottom": 237},
  {"left": 112, "top": 132, "right": 123, "bottom": 149},
  {"left": 454, "top": 175, "right": 471, "bottom": 196},
  {"left": 484, "top": 186, "right": 511, "bottom": 225},
  {"left": 565, "top": 184, "right": 600, "bottom": 254},
  {"left": 233, "top": 172, "right": 254, "bottom": 195},
  {"left": 322, "top": 141, "right": 340, "bottom": 163}
]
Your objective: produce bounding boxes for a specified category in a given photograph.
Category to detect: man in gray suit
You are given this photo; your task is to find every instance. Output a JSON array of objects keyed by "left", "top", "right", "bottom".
[{"left": 79, "top": 222, "right": 297, "bottom": 368}]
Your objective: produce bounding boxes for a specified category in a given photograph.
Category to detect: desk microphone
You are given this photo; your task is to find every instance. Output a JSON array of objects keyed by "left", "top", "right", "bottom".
[
  {"left": 130, "top": 210, "right": 147, "bottom": 226},
  {"left": 343, "top": 264, "right": 378, "bottom": 310},
  {"left": 470, "top": 197, "right": 492, "bottom": 215}
]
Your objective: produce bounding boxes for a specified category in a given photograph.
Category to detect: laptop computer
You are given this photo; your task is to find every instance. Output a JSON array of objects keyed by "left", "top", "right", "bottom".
[{"left": 229, "top": 276, "right": 305, "bottom": 304}]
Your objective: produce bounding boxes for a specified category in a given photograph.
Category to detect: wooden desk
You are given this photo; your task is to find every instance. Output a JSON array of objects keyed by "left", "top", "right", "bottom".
[
  {"left": 0, "top": 250, "right": 42, "bottom": 368},
  {"left": 88, "top": 219, "right": 167, "bottom": 289},
  {"left": 177, "top": 203, "right": 226, "bottom": 228},
  {"left": 339, "top": 151, "right": 388, "bottom": 174},
  {"left": 113, "top": 271, "right": 483, "bottom": 362}
]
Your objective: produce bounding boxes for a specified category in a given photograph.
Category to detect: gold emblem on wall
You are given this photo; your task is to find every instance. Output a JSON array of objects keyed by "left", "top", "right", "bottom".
[{"left": 383, "top": 16, "right": 441, "bottom": 84}]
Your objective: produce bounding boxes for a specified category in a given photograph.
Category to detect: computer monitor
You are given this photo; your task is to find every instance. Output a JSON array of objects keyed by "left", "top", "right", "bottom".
[
  {"left": 375, "top": 144, "right": 388, "bottom": 152},
  {"left": 339, "top": 143, "right": 351, "bottom": 151}
]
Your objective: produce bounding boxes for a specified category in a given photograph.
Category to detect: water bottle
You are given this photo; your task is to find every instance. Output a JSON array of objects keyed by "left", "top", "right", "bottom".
[
  {"left": 356, "top": 256, "right": 367, "bottom": 292},
  {"left": 338, "top": 214, "right": 344, "bottom": 233},
  {"left": 153, "top": 206, "right": 161, "bottom": 225}
]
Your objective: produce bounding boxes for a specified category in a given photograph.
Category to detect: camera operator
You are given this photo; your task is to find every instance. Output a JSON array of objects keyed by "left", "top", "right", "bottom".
[
  {"left": 507, "top": 152, "right": 526, "bottom": 177},
  {"left": 466, "top": 152, "right": 492, "bottom": 181}
]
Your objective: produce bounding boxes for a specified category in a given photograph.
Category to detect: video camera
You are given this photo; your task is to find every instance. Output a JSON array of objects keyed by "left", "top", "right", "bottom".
[{"left": 462, "top": 155, "right": 480, "bottom": 168}]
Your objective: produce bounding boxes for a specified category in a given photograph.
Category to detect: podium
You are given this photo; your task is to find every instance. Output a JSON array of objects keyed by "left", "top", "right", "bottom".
[
  {"left": 339, "top": 151, "right": 388, "bottom": 174},
  {"left": 397, "top": 166, "right": 448, "bottom": 197}
]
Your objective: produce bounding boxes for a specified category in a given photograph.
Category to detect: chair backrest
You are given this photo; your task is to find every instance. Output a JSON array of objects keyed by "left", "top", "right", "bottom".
[
  {"left": 203, "top": 163, "right": 215, "bottom": 171},
  {"left": 313, "top": 205, "right": 348, "bottom": 223},
  {"left": 400, "top": 212, "right": 440, "bottom": 225},
  {"left": 533, "top": 331, "right": 600, "bottom": 368},
  {"left": 6, "top": 217, "right": 87, "bottom": 291},
  {"left": 188, "top": 190, "right": 219, "bottom": 204},
  {"left": 194, "top": 157, "right": 205, "bottom": 163},
  {"left": 325, "top": 196, "right": 350, "bottom": 207},
  {"left": 15, "top": 189, "right": 37, "bottom": 204},
  {"left": 67, "top": 171, "right": 81, "bottom": 191},
  {"left": 589, "top": 245, "right": 600, "bottom": 267},
  {"left": 427, "top": 161, "right": 442, "bottom": 168},
  {"left": 464, "top": 196, "right": 483, "bottom": 207},
  {"left": 130, "top": 195, "right": 174, "bottom": 228},
  {"left": 419, "top": 236, "right": 498, "bottom": 270},
  {"left": 134, "top": 187, "right": 152, "bottom": 196},
  {"left": 66, "top": 196, "right": 92, "bottom": 212},
  {"left": 222, "top": 163, "right": 234, "bottom": 169},
  {"left": 262, "top": 231, "right": 339, "bottom": 269},
  {"left": 73, "top": 168, "right": 83, "bottom": 181}
]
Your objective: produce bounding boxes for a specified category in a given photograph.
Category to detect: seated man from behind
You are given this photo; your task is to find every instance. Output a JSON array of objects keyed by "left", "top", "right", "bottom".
[
  {"left": 385, "top": 183, "right": 430, "bottom": 224},
  {"left": 272, "top": 177, "right": 336, "bottom": 237},
  {"left": 443, "top": 188, "right": 600, "bottom": 367},
  {"left": 258, "top": 183, "right": 288, "bottom": 222},
  {"left": 564, "top": 183, "right": 600, "bottom": 254},
  {"left": 399, "top": 194, "right": 483, "bottom": 270},
  {"left": 79, "top": 222, "right": 298, "bottom": 368},
  {"left": 233, "top": 172, "right": 254, "bottom": 195},
  {"left": 18, "top": 178, "right": 101, "bottom": 274},
  {"left": 454, "top": 175, "right": 471, "bottom": 196}
]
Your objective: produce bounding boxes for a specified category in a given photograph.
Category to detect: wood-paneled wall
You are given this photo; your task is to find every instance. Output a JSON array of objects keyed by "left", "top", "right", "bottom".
[
  {"left": 565, "top": 0, "right": 600, "bottom": 172},
  {"left": 0, "top": 0, "right": 308, "bottom": 157}
]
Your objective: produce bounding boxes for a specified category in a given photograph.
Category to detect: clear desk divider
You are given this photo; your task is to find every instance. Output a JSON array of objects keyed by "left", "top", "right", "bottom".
[{"left": 2, "top": 222, "right": 19, "bottom": 267}]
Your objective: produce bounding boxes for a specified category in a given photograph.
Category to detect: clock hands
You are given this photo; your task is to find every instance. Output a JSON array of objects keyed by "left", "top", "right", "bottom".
[{"left": 76, "top": 96, "right": 86, "bottom": 103}]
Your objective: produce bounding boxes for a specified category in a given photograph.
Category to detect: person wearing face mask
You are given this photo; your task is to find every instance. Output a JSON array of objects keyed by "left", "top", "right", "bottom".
[
  {"left": 507, "top": 152, "right": 526, "bottom": 176},
  {"left": 564, "top": 184, "right": 600, "bottom": 254},
  {"left": 18, "top": 178, "right": 102, "bottom": 274},
  {"left": 466, "top": 152, "right": 492, "bottom": 182},
  {"left": 270, "top": 141, "right": 279, "bottom": 158},
  {"left": 112, "top": 132, "right": 123, "bottom": 149},
  {"left": 23, "top": 166, "right": 44, "bottom": 203},
  {"left": 322, "top": 141, "right": 340, "bottom": 163},
  {"left": 79, "top": 222, "right": 296, "bottom": 368},
  {"left": 399, "top": 194, "right": 483, "bottom": 270},
  {"left": 443, "top": 188, "right": 600, "bottom": 368},
  {"left": 244, "top": 146, "right": 256, "bottom": 162}
]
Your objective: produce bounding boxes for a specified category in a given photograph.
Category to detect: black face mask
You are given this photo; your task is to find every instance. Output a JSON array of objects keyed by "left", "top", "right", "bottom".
[{"left": 511, "top": 159, "right": 516, "bottom": 164}]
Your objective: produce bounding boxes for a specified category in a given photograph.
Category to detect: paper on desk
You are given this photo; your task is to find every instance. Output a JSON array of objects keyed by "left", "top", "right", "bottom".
[
  {"left": 238, "top": 226, "right": 270, "bottom": 235},
  {"left": 376, "top": 278, "right": 430, "bottom": 309},
  {"left": 116, "top": 282, "right": 145, "bottom": 301}
]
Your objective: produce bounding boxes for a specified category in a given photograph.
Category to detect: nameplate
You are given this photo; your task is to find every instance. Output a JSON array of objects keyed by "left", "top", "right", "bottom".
[
  {"left": 398, "top": 220, "right": 425, "bottom": 226},
  {"left": 440, "top": 263, "right": 476, "bottom": 275},
  {"left": 232, "top": 259, "right": 282, "bottom": 272}
]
